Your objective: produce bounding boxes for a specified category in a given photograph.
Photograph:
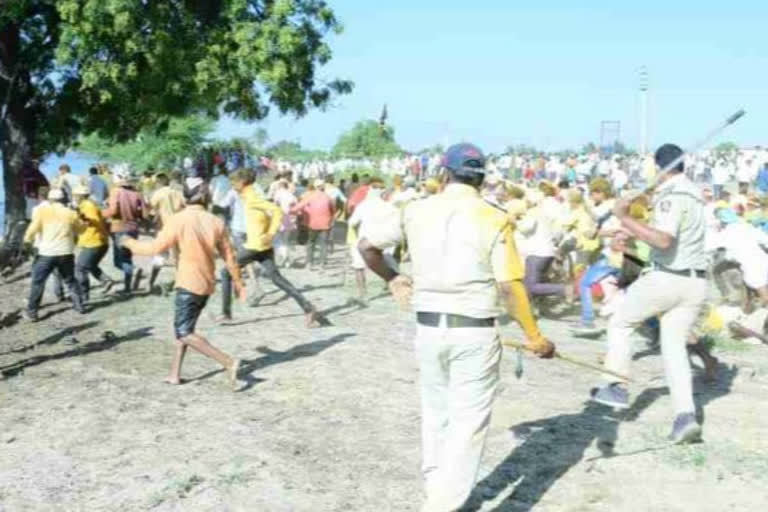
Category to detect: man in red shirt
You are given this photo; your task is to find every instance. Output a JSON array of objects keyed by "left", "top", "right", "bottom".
[
  {"left": 346, "top": 174, "right": 371, "bottom": 216},
  {"left": 102, "top": 167, "right": 146, "bottom": 294},
  {"left": 291, "top": 180, "right": 336, "bottom": 270}
]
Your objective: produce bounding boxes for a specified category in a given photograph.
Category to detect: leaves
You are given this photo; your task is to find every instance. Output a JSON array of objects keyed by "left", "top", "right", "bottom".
[
  {"left": 76, "top": 115, "right": 216, "bottom": 170},
  {"left": 2, "top": 0, "right": 351, "bottom": 154}
]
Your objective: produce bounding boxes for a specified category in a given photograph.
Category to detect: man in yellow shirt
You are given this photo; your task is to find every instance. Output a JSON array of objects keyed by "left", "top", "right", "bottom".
[
  {"left": 221, "top": 169, "right": 329, "bottom": 327},
  {"left": 23, "top": 189, "right": 86, "bottom": 320},
  {"left": 561, "top": 189, "right": 600, "bottom": 268},
  {"left": 72, "top": 185, "right": 115, "bottom": 301}
]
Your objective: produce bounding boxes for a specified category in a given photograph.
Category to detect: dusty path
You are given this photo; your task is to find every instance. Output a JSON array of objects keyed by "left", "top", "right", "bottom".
[{"left": 1, "top": 248, "right": 767, "bottom": 511}]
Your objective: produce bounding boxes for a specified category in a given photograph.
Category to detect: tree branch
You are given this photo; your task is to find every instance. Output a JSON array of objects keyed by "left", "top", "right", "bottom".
[{"left": 0, "top": 64, "right": 19, "bottom": 125}]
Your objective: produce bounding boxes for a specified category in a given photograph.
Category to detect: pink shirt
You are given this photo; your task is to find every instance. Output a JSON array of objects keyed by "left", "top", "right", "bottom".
[
  {"left": 103, "top": 187, "right": 145, "bottom": 233},
  {"left": 292, "top": 191, "right": 335, "bottom": 231}
]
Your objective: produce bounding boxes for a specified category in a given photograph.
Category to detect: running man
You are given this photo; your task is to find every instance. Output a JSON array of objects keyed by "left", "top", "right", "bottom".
[
  {"left": 121, "top": 182, "right": 246, "bottom": 389},
  {"left": 222, "top": 169, "right": 330, "bottom": 327}
]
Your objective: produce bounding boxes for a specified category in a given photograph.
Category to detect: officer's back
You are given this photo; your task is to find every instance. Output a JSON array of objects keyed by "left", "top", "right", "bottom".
[{"left": 405, "top": 183, "right": 509, "bottom": 319}]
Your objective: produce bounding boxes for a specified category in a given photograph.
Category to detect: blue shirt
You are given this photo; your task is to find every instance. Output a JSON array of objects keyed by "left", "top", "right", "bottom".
[
  {"left": 757, "top": 167, "right": 768, "bottom": 192},
  {"left": 229, "top": 194, "right": 246, "bottom": 234},
  {"left": 89, "top": 175, "right": 108, "bottom": 205}
]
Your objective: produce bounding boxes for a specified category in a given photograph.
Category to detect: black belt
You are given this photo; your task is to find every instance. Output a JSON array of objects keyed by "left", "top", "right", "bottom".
[
  {"left": 652, "top": 265, "right": 706, "bottom": 279},
  {"left": 416, "top": 312, "right": 495, "bottom": 328}
]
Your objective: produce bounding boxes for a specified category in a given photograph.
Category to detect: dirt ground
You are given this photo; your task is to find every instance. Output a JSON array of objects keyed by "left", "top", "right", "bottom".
[{"left": 1, "top": 246, "right": 767, "bottom": 512}]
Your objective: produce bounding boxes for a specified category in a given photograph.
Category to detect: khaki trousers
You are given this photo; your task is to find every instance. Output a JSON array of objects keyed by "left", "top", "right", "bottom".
[
  {"left": 414, "top": 320, "right": 501, "bottom": 512},
  {"left": 605, "top": 270, "right": 707, "bottom": 414}
]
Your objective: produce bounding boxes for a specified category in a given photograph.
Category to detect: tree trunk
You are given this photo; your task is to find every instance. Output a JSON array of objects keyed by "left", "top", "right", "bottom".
[
  {"left": 1, "top": 112, "right": 32, "bottom": 233},
  {"left": 0, "top": 21, "right": 33, "bottom": 235}
]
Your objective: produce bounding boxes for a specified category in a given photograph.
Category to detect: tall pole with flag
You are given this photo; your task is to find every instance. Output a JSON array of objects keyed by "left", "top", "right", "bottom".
[{"left": 379, "top": 103, "right": 388, "bottom": 134}]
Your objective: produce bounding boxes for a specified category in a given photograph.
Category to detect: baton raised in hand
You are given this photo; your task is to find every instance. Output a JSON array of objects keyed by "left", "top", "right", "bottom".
[{"left": 643, "top": 109, "right": 746, "bottom": 195}]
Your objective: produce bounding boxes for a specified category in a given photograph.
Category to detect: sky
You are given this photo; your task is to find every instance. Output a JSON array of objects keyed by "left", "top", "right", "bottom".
[{"left": 216, "top": 0, "right": 768, "bottom": 153}]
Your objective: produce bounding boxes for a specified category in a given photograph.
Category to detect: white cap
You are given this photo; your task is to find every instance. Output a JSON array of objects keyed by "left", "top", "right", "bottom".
[
  {"left": 48, "top": 188, "right": 65, "bottom": 201},
  {"left": 112, "top": 163, "right": 132, "bottom": 185}
]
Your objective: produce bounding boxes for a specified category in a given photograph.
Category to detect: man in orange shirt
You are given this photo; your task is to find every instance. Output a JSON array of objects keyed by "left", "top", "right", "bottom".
[{"left": 121, "top": 182, "right": 246, "bottom": 389}]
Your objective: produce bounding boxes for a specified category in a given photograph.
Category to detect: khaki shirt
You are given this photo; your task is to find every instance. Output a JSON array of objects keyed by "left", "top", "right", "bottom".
[
  {"left": 650, "top": 173, "right": 707, "bottom": 270},
  {"left": 367, "top": 183, "right": 524, "bottom": 319}
]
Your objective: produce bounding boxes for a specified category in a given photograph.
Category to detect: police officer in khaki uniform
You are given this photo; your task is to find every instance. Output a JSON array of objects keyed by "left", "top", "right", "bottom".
[
  {"left": 358, "top": 143, "right": 554, "bottom": 512},
  {"left": 591, "top": 143, "right": 708, "bottom": 444}
]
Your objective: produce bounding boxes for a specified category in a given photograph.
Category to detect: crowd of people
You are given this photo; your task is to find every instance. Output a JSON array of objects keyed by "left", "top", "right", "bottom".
[{"left": 8, "top": 140, "right": 768, "bottom": 512}]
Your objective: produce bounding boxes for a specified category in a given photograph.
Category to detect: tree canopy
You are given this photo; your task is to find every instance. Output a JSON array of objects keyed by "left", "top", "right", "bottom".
[
  {"left": 268, "top": 139, "right": 327, "bottom": 162},
  {"left": 0, "top": 0, "right": 351, "bottom": 228},
  {"left": 331, "top": 120, "right": 402, "bottom": 159},
  {"left": 77, "top": 115, "right": 216, "bottom": 171},
  {"left": 714, "top": 141, "right": 739, "bottom": 156}
]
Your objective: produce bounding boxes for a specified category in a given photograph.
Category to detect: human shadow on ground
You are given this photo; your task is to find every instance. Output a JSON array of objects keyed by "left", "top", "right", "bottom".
[
  {"left": 240, "top": 281, "right": 347, "bottom": 309},
  {"left": 0, "top": 327, "right": 153, "bottom": 379},
  {"left": 33, "top": 297, "right": 116, "bottom": 322},
  {"left": 184, "top": 332, "right": 354, "bottom": 389},
  {"left": 0, "top": 309, "right": 22, "bottom": 330},
  {"left": 462, "top": 363, "right": 739, "bottom": 512},
  {"left": 216, "top": 312, "right": 305, "bottom": 327},
  {"left": 1, "top": 271, "right": 31, "bottom": 285},
  {"left": 0, "top": 321, "right": 100, "bottom": 357},
  {"left": 234, "top": 332, "right": 355, "bottom": 391}
]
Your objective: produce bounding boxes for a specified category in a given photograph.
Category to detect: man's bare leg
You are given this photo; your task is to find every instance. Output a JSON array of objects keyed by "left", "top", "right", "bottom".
[
  {"left": 179, "top": 333, "right": 241, "bottom": 389},
  {"left": 165, "top": 339, "right": 188, "bottom": 385},
  {"left": 355, "top": 269, "right": 367, "bottom": 303},
  {"left": 687, "top": 335, "right": 719, "bottom": 382}
]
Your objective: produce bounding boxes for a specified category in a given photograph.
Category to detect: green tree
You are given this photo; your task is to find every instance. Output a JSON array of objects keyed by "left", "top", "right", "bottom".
[
  {"left": 77, "top": 115, "right": 215, "bottom": 170},
  {"left": 506, "top": 144, "right": 539, "bottom": 155},
  {"left": 612, "top": 140, "right": 635, "bottom": 156},
  {"left": 415, "top": 143, "right": 444, "bottom": 155},
  {"left": 581, "top": 142, "right": 598, "bottom": 154},
  {"left": 267, "top": 139, "right": 327, "bottom": 162},
  {"left": 331, "top": 120, "right": 402, "bottom": 159},
  {"left": 252, "top": 128, "right": 270, "bottom": 152},
  {"left": 0, "top": 0, "right": 351, "bottom": 229},
  {"left": 715, "top": 141, "right": 739, "bottom": 157}
]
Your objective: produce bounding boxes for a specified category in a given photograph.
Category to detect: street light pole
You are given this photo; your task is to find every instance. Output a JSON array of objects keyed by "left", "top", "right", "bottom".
[{"left": 639, "top": 66, "right": 649, "bottom": 156}]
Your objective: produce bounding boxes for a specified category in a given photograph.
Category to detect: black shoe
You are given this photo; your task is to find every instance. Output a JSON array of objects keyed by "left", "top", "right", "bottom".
[{"left": 23, "top": 310, "right": 39, "bottom": 323}]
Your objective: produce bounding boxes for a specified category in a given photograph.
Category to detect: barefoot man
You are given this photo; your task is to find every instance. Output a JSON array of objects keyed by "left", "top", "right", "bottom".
[{"left": 121, "top": 181, "right": 247, "bottom": 388}]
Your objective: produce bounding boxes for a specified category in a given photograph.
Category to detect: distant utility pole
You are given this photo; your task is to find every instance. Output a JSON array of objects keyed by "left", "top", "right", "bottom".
[{"left": 639, "top": 66, "right": 649, "bottom": 156}]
